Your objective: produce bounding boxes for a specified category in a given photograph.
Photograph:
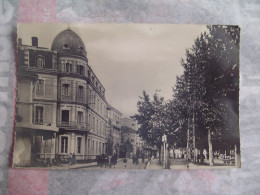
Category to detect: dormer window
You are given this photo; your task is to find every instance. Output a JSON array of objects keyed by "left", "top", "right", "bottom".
[
  {"left": 36, "top": 56, "right": 45, "bottom": 69},
  {"left": 78, "top": 46, "right": 84, "bottom": 54},
  {"left": 63, "top": 44, "right": 70, "bottom": 50}
]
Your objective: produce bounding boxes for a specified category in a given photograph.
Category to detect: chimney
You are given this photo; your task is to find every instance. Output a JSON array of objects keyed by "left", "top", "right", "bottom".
[
  {"left": 32, "top": 37, "right": 38, "bottom": 47},
  {"left": 18, "top": 38, "right": 22, "bottom": 45}
]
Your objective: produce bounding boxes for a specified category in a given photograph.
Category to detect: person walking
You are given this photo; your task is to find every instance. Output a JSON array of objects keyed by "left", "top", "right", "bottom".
[
  {"left": 69, "top": 153, "right": 72, "bottom": 165},
  {"left": 72, "top": 153, "right": 76, "bottom": 165},
  {"left": 132, "top": 154, "right": 136, "bottom": 165},
  {"left": 123, "top": 158, "right": 127, "bottom": 168},
  {"left": 136, "top": 154, "right": 139, "bottom": 165},
  {"left": 108, "top": 154, "right": 112, "bottom": 168}
]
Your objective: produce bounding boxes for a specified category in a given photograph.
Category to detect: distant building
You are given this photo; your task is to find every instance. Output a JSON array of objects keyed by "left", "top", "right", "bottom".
[
  {"left": 121, "top": 118, "right": 144, "bottom": 157},
  {"left": 107, "top": 106, "right": 122, "bottom": 156}
]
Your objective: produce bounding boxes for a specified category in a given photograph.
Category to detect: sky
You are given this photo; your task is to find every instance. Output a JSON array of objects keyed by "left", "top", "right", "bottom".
[{"left": 18, "top": 23, "right": 207, "bottom": 117}]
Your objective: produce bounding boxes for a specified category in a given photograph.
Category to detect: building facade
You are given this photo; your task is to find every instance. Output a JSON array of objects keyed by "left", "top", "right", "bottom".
[
  {"left": 107, "top": 106, "right": 122, "bottom": 156},
  {"left": 14, "top": 28, "right": 111, "bottom": 166},
  {"left": 51, "top": 29, "right": 108, "bottom": 161},
  {"left": 121, "top": 118, "right": 144, "bottom": 157},
  {"left": 14, "top": 37, "right": 59, "bottom": 166}
]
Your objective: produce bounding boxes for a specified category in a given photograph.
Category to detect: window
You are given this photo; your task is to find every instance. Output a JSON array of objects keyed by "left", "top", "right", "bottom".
[
  {"left": 100, "top": 121, "right": 102, "bottom": 135},
  {"left": 88, "top": 139, "right": 90, "bottom": 154},
  {"left": 35, "top": 106, "right": 44, "bottom": 124},
  {"left": 61, "top": 110, "right": 69, "bottom": 124},
  {"left": 65, "top": 63, "right": 72, "bottom": 73},
  {"left": 78, "top": 86, "right": 84, "bottom": 98},
  {"left": 78, "top": 46, "right": 84, "bottom": 55},
  {"left": 77, "top": 65, "right": 84, "bottom": 75},
  {"left": 93, "top": 117, "right": 95, "bottom": 131},
  {"left": 89, "top": 114, "right": 91, "bottom": 129},
  {"left": 97, "top": 119, "right": 98, "bottom": 134},
  {"left": 96, "top": 142, "right": 98, "bottom": 154},
  {"left": 36, "top": 56, "right": 44, "bottom": 69},
  {"left": 77, "top": 111, "right": 83, "bottom": 124},
  {"left": 61, "top": 136, "right": 68, "bottom": 153},
  {"left": 77, "top": 137, "right": 82, "bottom": 154},
  {"left": 63, "top": 44, "right": 70, "bottom": 50},
  {"left": 35, "top": 79, "right": 44, "bottom": 96},
  {"left": 62, "top": 84, "right": 70, "bottom": 96}
]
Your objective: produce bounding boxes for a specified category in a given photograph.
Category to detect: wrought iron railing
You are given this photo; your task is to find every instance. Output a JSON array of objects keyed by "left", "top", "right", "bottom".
[{"left": 58, "top": 121, "right": 88, "bottom": 130}]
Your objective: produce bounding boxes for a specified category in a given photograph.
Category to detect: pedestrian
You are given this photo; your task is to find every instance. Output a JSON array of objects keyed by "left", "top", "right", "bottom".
[
  {"left": 112, "top": 153, "right": 117, "bottom": 168},
  {"left": 69, "top": 153, "right": 72, "bottom": 165},
  {"left": 108, "top": 155, "right": 112, "bottom": 168},
  {"left": 72, "top": 153, "right": 76, "bottom": 165},
  {"left": 132, "top": 154, "right": 136, "bottom": 165},
  {"left": 136, "top": 155, "right": 139, "bottom": 165},
  {"left": 142, "top": 153, "right": 145, "bottom": 163},
  {"left": 123, "top": 158, "right": 127, "bottom": 168}
]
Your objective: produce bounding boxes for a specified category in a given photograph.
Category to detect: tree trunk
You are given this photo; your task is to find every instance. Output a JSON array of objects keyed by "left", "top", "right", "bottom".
[
  {"left": 235, "top": 144, "right": 241, "bottom": 168},
  {"left": 208, "top": 129, "right": 214, "bottom": 166},
  {"left": 159, "top": 145, "right": 162, "bottom": 163},
  {"left": 200, "top": 148, "right": 204, "bottom": 164}
]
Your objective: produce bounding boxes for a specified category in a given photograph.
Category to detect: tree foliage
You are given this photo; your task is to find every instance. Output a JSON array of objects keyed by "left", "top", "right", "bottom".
[{"left": 133, "top": 25, "right": 240, "bottom": 161}]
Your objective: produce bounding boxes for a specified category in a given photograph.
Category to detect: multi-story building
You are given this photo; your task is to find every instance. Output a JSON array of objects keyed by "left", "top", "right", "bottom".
[
  {"left": 107, "top": 106, "right": 122, "bottom": 156},
  {"left": 121, "top": 118, "right": 144, "bottom": 157},
  {"left": 13, "top": 28, "right": 111, "bottom": 166},
  {"left": 14, "top": 37, "right": 59, "bottom": 166},
  {"left": 51, "top": 28, "right": 108, "bottom": 161}
]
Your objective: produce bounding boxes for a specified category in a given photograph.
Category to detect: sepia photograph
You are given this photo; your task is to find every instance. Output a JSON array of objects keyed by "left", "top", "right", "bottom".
[{"left": 12, "top": 23, "right": 240, "bottom": 170}]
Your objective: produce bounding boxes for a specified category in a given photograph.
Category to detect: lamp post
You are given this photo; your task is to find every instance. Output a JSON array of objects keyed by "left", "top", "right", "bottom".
[{"left": 162, "top": 134, "right": 167, "bottom": 169}]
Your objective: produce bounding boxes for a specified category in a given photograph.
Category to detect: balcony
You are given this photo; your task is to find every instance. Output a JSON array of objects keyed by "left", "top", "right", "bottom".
[{"left": 58, "top": 121, "right": 88, "bottom": 131}]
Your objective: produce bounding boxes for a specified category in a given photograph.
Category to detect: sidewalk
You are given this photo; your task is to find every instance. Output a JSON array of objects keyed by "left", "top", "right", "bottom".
[
  {"left": 170, "top": 158, "right": 235, "bottom": 169},
  {"left": 146, "top": 158, "right": 163, "bottom": 170},
  {"left": 57, "top": 158, "right": 125, "bottom": 169}
]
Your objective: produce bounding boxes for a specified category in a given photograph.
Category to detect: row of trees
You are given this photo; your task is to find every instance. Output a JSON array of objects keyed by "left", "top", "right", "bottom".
[{"left": 132, "top": 25, "right": 240, "bottom": 167}]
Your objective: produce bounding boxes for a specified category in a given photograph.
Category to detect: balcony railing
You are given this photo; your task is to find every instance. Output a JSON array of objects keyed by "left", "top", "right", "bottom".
[
  {"left": 58, "top": 121, "right": 88, "bottom": 130},
  {"left": 60, "top": 95, "right": 86, "bottom": 104}
]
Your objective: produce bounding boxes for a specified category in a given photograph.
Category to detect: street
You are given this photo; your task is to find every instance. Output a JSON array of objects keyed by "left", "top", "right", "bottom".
[{"left": 81, "top": 158, "right": 147, "bottom": 170}]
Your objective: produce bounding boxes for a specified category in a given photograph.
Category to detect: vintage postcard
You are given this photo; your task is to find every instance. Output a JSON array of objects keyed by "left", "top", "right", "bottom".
[{"left": 12, "top": 23, "right": 240, "bottom": 169}]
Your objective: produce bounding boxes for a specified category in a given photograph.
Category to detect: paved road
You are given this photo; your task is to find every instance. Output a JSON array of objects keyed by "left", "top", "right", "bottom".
[
  {"left": 81, "top": 158, "right": 147, "bottom": 170},
  {"left": 170, "top": 158, "right": 188, "bottom": 166}
]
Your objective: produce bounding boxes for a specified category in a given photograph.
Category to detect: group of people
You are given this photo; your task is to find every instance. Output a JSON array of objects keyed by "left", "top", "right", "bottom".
[
  {"left": 97, "top": 153, "right": 118, "bottom": 168},
  {"left": 132, "top": 154, "right": 139, "bottom": 165},
  {"left": 133, "top": 153, "right": 146, "bottom": 165}
]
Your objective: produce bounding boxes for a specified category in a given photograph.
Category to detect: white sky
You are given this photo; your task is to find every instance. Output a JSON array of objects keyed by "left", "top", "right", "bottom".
[{"left": 18, "top": 23, "right": 207, "bottom": 117}]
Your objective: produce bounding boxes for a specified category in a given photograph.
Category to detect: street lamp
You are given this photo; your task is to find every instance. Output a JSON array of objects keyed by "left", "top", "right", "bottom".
[{"left": 162, "top": 134, "right": 167, "bottom": 169}]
